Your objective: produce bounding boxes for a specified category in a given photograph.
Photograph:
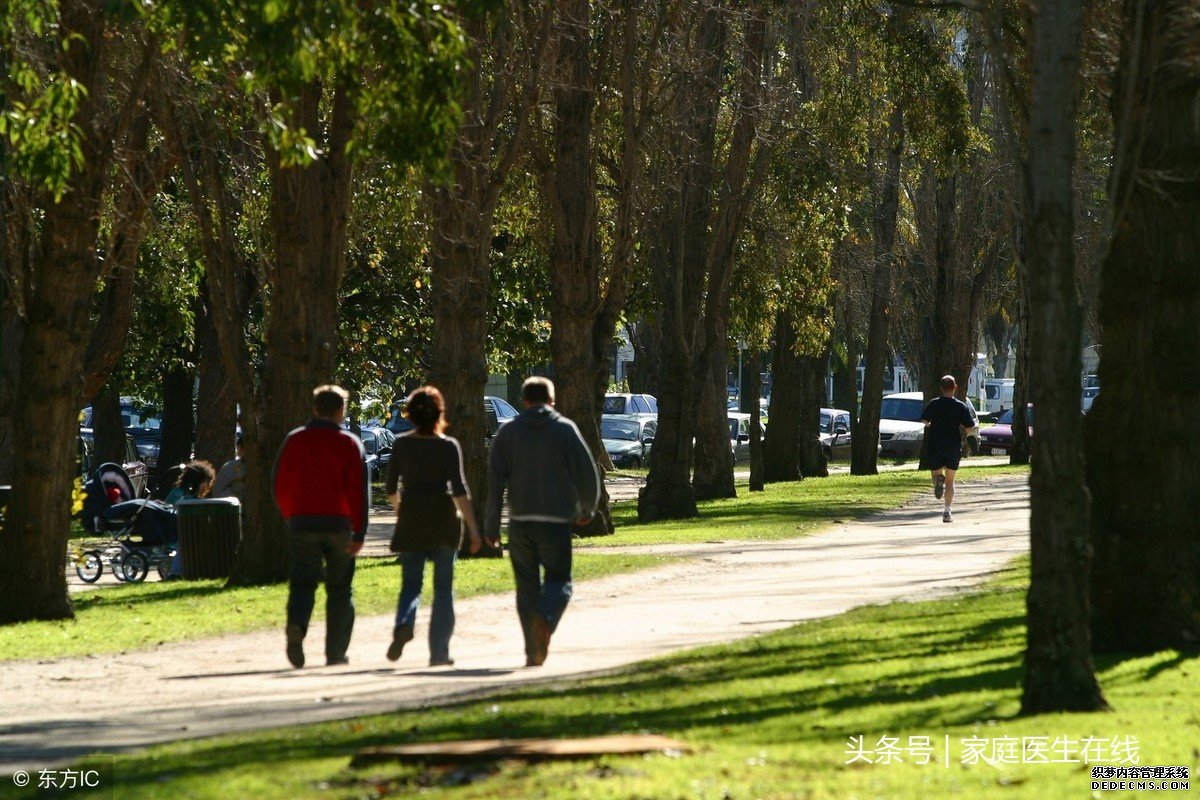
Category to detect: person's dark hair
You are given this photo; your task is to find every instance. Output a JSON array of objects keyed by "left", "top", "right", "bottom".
[
  {"left": 176, "top": 460, "right": 216, "bottom": 498},
  {"left": 940, "top": 375, "right": 957, "bottom": 392},
  {"left": 522, "top": 376, "right": 555, "bottom": 406},
  {"left": 313, "top": 385, "right": 348, "bottom": 418},
  {"left": 404, "top": 386, "right": 447, "bottom": 435},
  {"left": 235, "top": 431, "right": 244, "bottom": 447}
]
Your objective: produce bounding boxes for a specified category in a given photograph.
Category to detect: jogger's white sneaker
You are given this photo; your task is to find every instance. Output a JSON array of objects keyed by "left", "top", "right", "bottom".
[
  {"left": 942, "top": 508, "right": 953, "bottom": 523},
  {"left": 934, "top": 474, "right": 945, "bottom": 500}
]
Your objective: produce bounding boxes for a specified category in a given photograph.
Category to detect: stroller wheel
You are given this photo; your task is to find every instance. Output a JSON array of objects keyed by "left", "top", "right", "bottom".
[
  {"left": 76, "top": 550, "right": 103, "bottom": 583},
  {"left": 110, "top": 551, "right": 128, "bottom": 582},
  {"left": 156, "top": 558, "right": 172, "bottom": 581},
  {"left": 122, "top": 551, "right": 149, "bottom": 583}
]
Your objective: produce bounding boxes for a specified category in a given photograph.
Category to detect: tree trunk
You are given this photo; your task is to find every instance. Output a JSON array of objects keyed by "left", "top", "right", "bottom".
[
  {"left": 1010, "top": 282, "right": 1031, "bottom": 464},
  {"left": 838, "top": 280, "right": 860, "bottom": 443},
  {"left": 193, "top": 294, "right": 237, "bottom": 467},
  {"left": 229, "top": 81, "right": 355, "bottom": 586},
  {"left": 1019, "top": 0, "right": 1106, "bottom": 714},
  {"left": 762, "top": 308, "right": 802, "bottom": 483},
  {"left": 1088, "top": 0, "right": 1200, "bottom": 653},
  {"left": 427, "top": 186, "right": 493, "bottom": 534},
  {"left": 428, "top": 9, "right": 544, "bottom": 535},
  {"left": 851, "top": 102, "right": 904, "bottom": 475},
  {"left": 0, "top": 309, "right": 24, "bottom": 485},
  {"left": 692, "top": 330, "right": 735, "bottom": 500},
  {"left": 155, "top": 360, "right": 196, "bottom": 492},
  {"left": 638, "top": 6, "right": 727, "bottom": 523},
  {"left": 0, "top": 0, "right": 113, "bottom": 623},
  {"left": 744, "top": 349, "right": 764, "bottom": 492},
  {"left": 627, "top": 318, "right": 662, "bottom": 395},
  {"left": 691, "top": 9, "right": 767, "bottom": 502},
  {"left": 544, "top": 0, "right": 614, "bottom": 536},
  {"left": 91, "top": 385, "right": 126, "bottom": 466},
  {"left": 797, "top": 351, "right": 829, "bottom": 478}
]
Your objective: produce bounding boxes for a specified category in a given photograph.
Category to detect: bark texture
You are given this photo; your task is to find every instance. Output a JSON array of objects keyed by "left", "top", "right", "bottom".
[
  {"left": 1020, "top": 0, "right": 1106, "bottom": 714},
  {"left": 1087, "top": 0, "right": 1200, "bottom": 652},
  {"left": 851, "top": 103, "right": 904, "bottom": 476}
]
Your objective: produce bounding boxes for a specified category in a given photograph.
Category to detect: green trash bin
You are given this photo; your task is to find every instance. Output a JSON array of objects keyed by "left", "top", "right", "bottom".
[{"left": 176, "top": 497, "right": 242, "bottom": 579}]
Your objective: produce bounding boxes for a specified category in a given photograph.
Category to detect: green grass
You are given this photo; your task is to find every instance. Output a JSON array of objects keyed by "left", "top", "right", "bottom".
[
  {"left": 0, "top": 553, "right": 668, "bottom": 662},
  {"left": 52, "top": 557, "right": 1197, "bottom": 800},
  {"left": 591, "top": 463, "right": 1030, "bottom": 548}
]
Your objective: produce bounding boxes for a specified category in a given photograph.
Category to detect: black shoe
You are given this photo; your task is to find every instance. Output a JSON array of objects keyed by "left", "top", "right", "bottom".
[
  {"left": 429, "top": 657, "right": 455, "bottom": 667},
  {"left": 387, "top": 624, "right": 414, "bottom": 662},
  {"left": 326, "top": 656, "right": 349, "bottom": 666},
  {"left": 285, "top": 624, "right": 305, "bottom": 669},
  {"left": 934, "top": 474, "right": 945, "bottom": 500}
]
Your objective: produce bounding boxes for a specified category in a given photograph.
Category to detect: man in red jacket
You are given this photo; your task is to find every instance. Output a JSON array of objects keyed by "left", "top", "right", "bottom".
[{"left": 274, "top": 385, "right": 367, "bottom": 668}]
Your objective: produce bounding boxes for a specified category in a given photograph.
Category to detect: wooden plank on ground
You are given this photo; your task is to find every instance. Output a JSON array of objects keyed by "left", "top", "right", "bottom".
[{"left": 351, "top": 734, "right": 692, "bottom": 767}]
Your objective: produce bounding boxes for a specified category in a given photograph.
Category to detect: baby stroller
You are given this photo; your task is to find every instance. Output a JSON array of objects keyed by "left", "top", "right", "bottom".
[{"left": 76, "top": 463, "right": 177, "bottom": 583}]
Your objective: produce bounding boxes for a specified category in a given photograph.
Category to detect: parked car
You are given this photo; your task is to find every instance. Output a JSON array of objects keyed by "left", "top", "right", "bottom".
[
  {"left": 80, "top": 400, "right": 163, "bottom": 467},
  {"left": 358, "top": 426, "right": 395, "bottom": 479},
  {"left": 819, "top": 408, "right": 854, "bottom": 461},
  {"left": 983, "top": 379, "right": 1015, "bottom": 415},
  {"left": 603, "top": 393, "right": 658, "bottom": 418},
  {"left": 384, "top": 395, "right": 520, "bottom": 442},
  {"left": 978, "top": 405, "right": 1034, "bottom": 455},
  {"left": 484, "top": 395, "right": 519, "bottom": 438},
  {"left": 727, "top": 398, "right": 771, "bottom": 421},
  {"left": 78, "top": 429, "right": 150, "bottom": 496},
  {"left": 878, "top": 392, "right": 926, "bottom": 459},
  {"left": 1082, "top": 386, "right": 1099, "bottom": 413},
  {"left": 728, "top": 413, "right": 754, "bottom": 462},
  {"left": 601, "top": 415, "right": 656, "bottom": 468}
]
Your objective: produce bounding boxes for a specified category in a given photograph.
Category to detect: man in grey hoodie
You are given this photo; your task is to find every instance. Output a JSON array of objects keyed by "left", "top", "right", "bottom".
[{"left": 486, "top": 376, "right": 600, "bottom": 667}]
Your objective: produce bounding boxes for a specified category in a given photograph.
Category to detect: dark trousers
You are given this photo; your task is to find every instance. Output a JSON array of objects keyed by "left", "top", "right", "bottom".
[
  {"left": 507, "top": 521, "right": 573, "bottom": 658},
  {"left": 286, "top": 530, "right": 356, "bottom": 661}
]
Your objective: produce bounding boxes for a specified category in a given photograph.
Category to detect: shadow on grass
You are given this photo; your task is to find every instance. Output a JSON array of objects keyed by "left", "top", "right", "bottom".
[{"left": 94, "top": 586, "right": 1041, "bottom": 797}]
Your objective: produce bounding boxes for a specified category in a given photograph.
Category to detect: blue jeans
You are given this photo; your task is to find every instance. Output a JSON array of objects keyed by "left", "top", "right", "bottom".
[
  {"left": 286, "top": 531, "right": 356, "bottom": 661},
  {"left": 395, "top": 547, "right": 457, "bottom": 663},
  {"left": 507, "top": 521, "right": 573, "bottom": 658}
]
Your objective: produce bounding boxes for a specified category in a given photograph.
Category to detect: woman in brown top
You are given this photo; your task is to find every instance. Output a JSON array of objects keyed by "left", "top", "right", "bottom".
[{"left": 384, "top": 386, "right": 481, "bottom": 666}]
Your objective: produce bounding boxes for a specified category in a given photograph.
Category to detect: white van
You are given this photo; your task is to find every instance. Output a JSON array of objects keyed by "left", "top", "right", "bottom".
[{"left": 983, "top": 379, "right": 1015, "bottom": 415}]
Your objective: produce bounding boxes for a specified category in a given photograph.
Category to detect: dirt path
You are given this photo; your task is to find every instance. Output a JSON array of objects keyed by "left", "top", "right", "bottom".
[{"left": 5, "top": 475, "right": 1028, "bottom": 771}]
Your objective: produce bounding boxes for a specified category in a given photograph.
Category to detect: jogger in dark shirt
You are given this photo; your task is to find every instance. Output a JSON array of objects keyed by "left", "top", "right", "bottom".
[{"left": 920, "top": 375, "right": 978, "bottom": 523}]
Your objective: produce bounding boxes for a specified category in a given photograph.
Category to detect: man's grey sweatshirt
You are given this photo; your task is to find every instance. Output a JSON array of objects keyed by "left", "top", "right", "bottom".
[{"left": 485, "top": 405, "right": 601, "bottom": 538}]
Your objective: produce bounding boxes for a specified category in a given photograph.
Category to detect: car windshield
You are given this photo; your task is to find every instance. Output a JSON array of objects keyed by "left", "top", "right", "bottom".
[
  {"left": 997, "top": 407, "right": 1034, "bottom": 426},
  {"left": 603, "top": 396, "right": 628, "bottom": 414},
  {"left": 820, "top": 412, "right": 832, "bottom": 432},
  {"left": 361, "top": 431, "right": 377, "bottom": 453},
  {"left": 601, "top": 419, "right": 640, "bottom": 441},
  {"left": 880, "top": 397, "right": 924, "bottom": 422}
]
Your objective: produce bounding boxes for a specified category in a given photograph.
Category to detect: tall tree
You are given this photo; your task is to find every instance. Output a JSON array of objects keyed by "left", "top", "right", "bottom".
[
  {"left": 428, "top": 3, "right": 549, "bottom": 534},
  {"left": 0, "top": 1, "right": 157, "bottom": 623},
  {"left": 165, "top": 0, "right": 470, "bottom": 584},
  {"left": 1019, "top": 0, "right": 1106, "bottom": 713},
  {"left": 850, "top": 100, "right": 904, "bottom": 475},
  {"left": 1087, "top": 0, "right": 1200, "bottom": 652},
  {"left": 638, "top": 2, "right": 769, "bottom": 519},
  {"left": 540, "top": 0, "right": 679, "bottom": 532}
]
